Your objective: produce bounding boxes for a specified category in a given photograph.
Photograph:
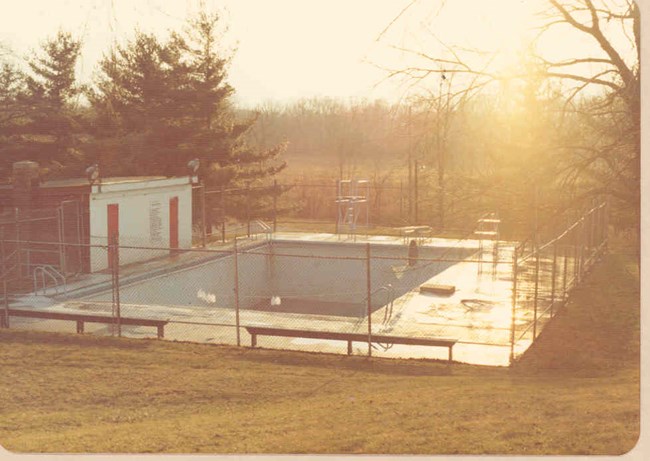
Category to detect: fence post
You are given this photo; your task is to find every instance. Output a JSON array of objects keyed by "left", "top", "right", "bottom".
[
  {"left": 201, "top": 183, "right": 207, "bottom": 248},
  {"left": 335, "top": 181, "right": 340, "bottom": 235},
  {"left": 598, "top": 200, "right": 605, "bottom": 252},
  {"left": 57, "top": 206, "right": 66, "bottom": 274},
  {"left": 2, "top": 279, "right": 8, "bottom": 328},
  {"left": 234, "top": 238, "right": 241, "bottom": 347},
  {"left": 75, "top": 201, "right": 82, "bottom": 273},
  {"left": 600, "top": 200, "right": 605, "bottom": 256},
  {"left": 589, "top": 202, "right": 596, "bottom": 264},
  {"left": 246, "top": 184, "right": 251, "bottom": 238},
  {"left": 562, "top": 237, "right": 569, "bottom": 301},
  {"left": 603, "top": 196, "right": 610, "bottom": 252},
  {"left": 399, "top": 180, "right": 404, "bottom": 221},
  {"left": 366, "top": 243, "right": 372, "bottom": 357},
  {"left": 414, "top": 159, "right": 419, "bottom": 225},
  {"left": 273, "top": 179, "right": 278, "bottom": 233},
  {"left": 1, "top": 236, "right": 8, "bottom": 328},
  {"left": 577, "top": 217, "right": 585, "bottom": 283},
  {"left": 376, "top": 183, "right": 382, "bottom": 226},
  {"left": 0, "top": 234, "right": 5, "bottom": 278},
  {"left": 572, "top": 219, "right": 579, "bottom": 288},
  {"left": 111, "top": 235, "right": 121, "bottom": 337},
  {"left": 221, "top": 185, "right": 226, "bottom": 243},
  {"left": 509, "top": 246, "right": 518, "bottom": 365},
  {"left": 584, "top": 211, "right": 590, "bottom": 270},
  {"left": 15, "top": 208, "right": 22, "bottom": 278},
  {"left": 550, "top": 241, "right": 558, "bottom": 317},
  {"left": 532, "top": 243, "right": 540, "bottom": 340}
]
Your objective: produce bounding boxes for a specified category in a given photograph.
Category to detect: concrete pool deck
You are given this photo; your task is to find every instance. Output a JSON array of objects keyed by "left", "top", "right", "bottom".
[{"left": 7, "top": 232, "right": 537, "bottom": 367}]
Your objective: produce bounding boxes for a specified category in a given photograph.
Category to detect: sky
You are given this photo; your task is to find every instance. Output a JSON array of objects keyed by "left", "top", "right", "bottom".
[{"left": 0, "top": 0, "right": 638, "bottom": 107}]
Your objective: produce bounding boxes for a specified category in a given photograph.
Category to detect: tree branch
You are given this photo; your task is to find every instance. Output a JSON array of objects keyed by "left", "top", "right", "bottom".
[{"left": 545, "top": 71, "right": 620, "bottom": 90}]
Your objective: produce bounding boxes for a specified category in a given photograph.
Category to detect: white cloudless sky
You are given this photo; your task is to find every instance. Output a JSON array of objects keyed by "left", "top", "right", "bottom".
[
  {"left": 0, "top": 0, "right": 634, "bottom": 107},
  {"left": 0, "top": 0, "right": 417, "bottom": 106}
]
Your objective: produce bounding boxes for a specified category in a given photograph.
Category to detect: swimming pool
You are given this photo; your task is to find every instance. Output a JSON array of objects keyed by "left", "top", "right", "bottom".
[{"left": 82, "top": 240, "right": 476, "bottom": 318}]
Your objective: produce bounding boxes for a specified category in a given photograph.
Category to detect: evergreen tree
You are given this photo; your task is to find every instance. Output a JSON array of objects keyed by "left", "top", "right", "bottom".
[
  {"left": 0, "top": 61, "right": 30, "bottom": 178},
  {"left": 21, "top": 31, "right": 84, "bottom": 178},
  {"left": 89, "top": 11, "right": 286, "bottom": 221},
  {"left": 175, "top": 10, "right": 286, "bottom": 223},
  {"left": 90, "top": 12, "right": 286, "bottom": 183},
  {"left": 88, "top": 32, "right": 183, "bottom": 175}
]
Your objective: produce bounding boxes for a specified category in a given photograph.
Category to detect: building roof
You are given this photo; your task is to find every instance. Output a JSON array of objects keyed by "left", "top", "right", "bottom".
[
  {"left": 0, "top": 176, "right": 177, "bottom": 191},
  {"left": 40, "top": 176, "right": 169, "bottom": 189},
  {"left": 0, "top": 176, "right": 193, "bottom": 209}
]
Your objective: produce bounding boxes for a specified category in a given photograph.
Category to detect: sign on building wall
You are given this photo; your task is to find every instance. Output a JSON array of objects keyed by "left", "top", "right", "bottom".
[{"left": 149, "top": 200, "right": 163, "bottom": 244}]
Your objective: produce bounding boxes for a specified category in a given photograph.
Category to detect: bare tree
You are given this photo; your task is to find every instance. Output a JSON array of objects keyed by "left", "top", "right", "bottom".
[{"left": 377, "top": 0, "right": 640, "bottom": 224}]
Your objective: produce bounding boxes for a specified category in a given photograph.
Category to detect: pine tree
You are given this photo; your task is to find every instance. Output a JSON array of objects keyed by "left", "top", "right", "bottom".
[
  {"left": 21, "top": 30, "right": 84, "bottom": 178},
  {"left": 0, "top": 61, "right": 30, "bottom": 178},
  {"left": 172, "top": 11, "right": 286, "bottom": 224},
  {"left": 173, "top": 10, "right": 286, "bottom": 187},
  {"left": 88, "top": 32, "right": 184, "bottom": 175},
  {"left": 89, "top": 11, "right": 286, "bottom": 222}
]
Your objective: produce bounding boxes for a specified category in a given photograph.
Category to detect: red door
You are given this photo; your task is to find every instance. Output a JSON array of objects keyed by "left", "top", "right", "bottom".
[
  {"left": 169, "top": 196, "right": 179, "bottom": 253},
  {"left": 107, "top": 203, "right": 119, "bottom": 270}
]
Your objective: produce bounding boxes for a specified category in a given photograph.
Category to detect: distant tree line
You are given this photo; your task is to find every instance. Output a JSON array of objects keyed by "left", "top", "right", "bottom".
[
  {"left": 241, "top": 82, "right": 623, "bottom": 234},
  {"left": 241, "top": 0, "right": 640, "bottom": 234}
]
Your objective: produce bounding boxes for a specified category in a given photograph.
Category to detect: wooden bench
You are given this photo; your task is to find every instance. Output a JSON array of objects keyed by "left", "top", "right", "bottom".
[
  {"left": 0, "top": 308, "right": 168, "bottom": 339},
  {"left": 244, "top": 326, "right": 457, "bottom": 362}
]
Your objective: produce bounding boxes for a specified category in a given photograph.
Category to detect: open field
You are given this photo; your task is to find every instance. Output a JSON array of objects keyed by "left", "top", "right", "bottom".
[{"left": 0, "top": 240, "right": 639, "bottom": 454}]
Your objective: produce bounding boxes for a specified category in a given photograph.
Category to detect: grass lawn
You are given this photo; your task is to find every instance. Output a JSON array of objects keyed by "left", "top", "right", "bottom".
[{"left": 0, "top": 240, "right": 639, "bottom": 454}]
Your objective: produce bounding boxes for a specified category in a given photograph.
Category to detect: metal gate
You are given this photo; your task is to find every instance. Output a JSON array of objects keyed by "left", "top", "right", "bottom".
[{"left": 59, "top": 200, "right": 83, "bottom": 275}]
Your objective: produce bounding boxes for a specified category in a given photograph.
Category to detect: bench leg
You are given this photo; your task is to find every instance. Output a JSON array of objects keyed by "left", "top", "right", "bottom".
[
  {"left": 448, "top": 346, "right": 453, "bottom": 362},
  {"left": 157, "top": 325, "right": 164, "bottom": 339},
  {"left": 0, "top": 312, "right": 6, "bottom": 328},
  {"left": 251, "top": 334, "right": 257, "bottom": 348},
  {"left": 76, "top": 320, "right": 84, "bottom": 334},
  {"left": 347, "top": 340, "right": 352, "bottom": 355}
]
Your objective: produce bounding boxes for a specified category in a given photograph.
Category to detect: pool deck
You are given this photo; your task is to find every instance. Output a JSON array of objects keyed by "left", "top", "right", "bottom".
[{"left": 7, "top": 232, "right": 530, "bottom": 367}]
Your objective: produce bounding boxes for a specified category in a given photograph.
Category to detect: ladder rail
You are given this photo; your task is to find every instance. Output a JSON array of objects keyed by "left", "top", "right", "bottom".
[
  {"left": 253, "top": 219, "right": 273, "bottom": 240},
  {"left": 33, "top": 265, "right": 67, "bottom": 297},
  {"left": 475, "top": 212, "right": 500, "bottom": 284}
]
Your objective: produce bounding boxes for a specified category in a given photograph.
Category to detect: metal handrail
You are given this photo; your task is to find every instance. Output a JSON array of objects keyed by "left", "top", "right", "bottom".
[
  {"left": 380, "top": 284, "right": 395, "bottom": 325},
  {"left": 362, "top": 284, "right": 395, "bottom": 324},
  {"left": 33, "top": 265, "right": 67, "bottom": 297},
  {"left": 253, "top": 219, "right": 273, "bottom": 240}
]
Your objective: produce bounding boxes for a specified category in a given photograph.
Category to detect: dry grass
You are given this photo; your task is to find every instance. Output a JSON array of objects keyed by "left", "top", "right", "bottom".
[{"left": 0, "top": 241, "right": 639, "bottom": 454}]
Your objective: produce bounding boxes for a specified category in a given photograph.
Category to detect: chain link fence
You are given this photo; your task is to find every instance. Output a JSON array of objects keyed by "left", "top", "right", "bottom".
[
  {"left": 1, "top": 198, "right": 608, "bottom": 366},
  {"left": 509, "top": 198, "right": 608, "bottom": 361},
  {"left": 195, "top": 181, "right": 494, "bottom": 245}
]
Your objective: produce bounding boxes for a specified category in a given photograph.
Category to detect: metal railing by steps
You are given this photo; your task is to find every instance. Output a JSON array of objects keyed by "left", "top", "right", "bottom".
[{"left": 33, "top": 265, "right": 67, "bottom": 297}]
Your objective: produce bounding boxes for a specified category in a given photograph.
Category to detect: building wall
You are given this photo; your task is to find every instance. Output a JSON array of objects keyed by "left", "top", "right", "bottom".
[{"left": 89, "top": 178, "right": 193, "bottom": 272}]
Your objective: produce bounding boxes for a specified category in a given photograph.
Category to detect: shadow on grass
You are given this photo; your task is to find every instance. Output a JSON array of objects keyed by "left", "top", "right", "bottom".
[
  {"left": 0, "top": 329, "right": 153, "bottom": 351},
  {"left": 512, "top": 247, "right": 639, "bottom": 377},
  {"left": 232, "top": 346, "right": 463, "bottom": 376}
]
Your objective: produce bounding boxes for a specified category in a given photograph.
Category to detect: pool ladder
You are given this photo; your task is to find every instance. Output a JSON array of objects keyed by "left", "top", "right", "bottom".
[
  {"left": 362, "top": 284, "right": 395, "bottom": 325},
  {"left": 253, "top": 219, "right": 273, "bottom": 241},
  {"left": 33, "top": 265, "right": 67, "bottom": 297}
]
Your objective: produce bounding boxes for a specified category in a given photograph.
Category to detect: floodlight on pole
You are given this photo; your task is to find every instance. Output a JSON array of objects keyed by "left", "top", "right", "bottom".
[
  {"left": 187, "top": 158, "right": 200, "bottom": 184},
  {"left": 85, "top": 164, "right": 100, "bottom": 185}
]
